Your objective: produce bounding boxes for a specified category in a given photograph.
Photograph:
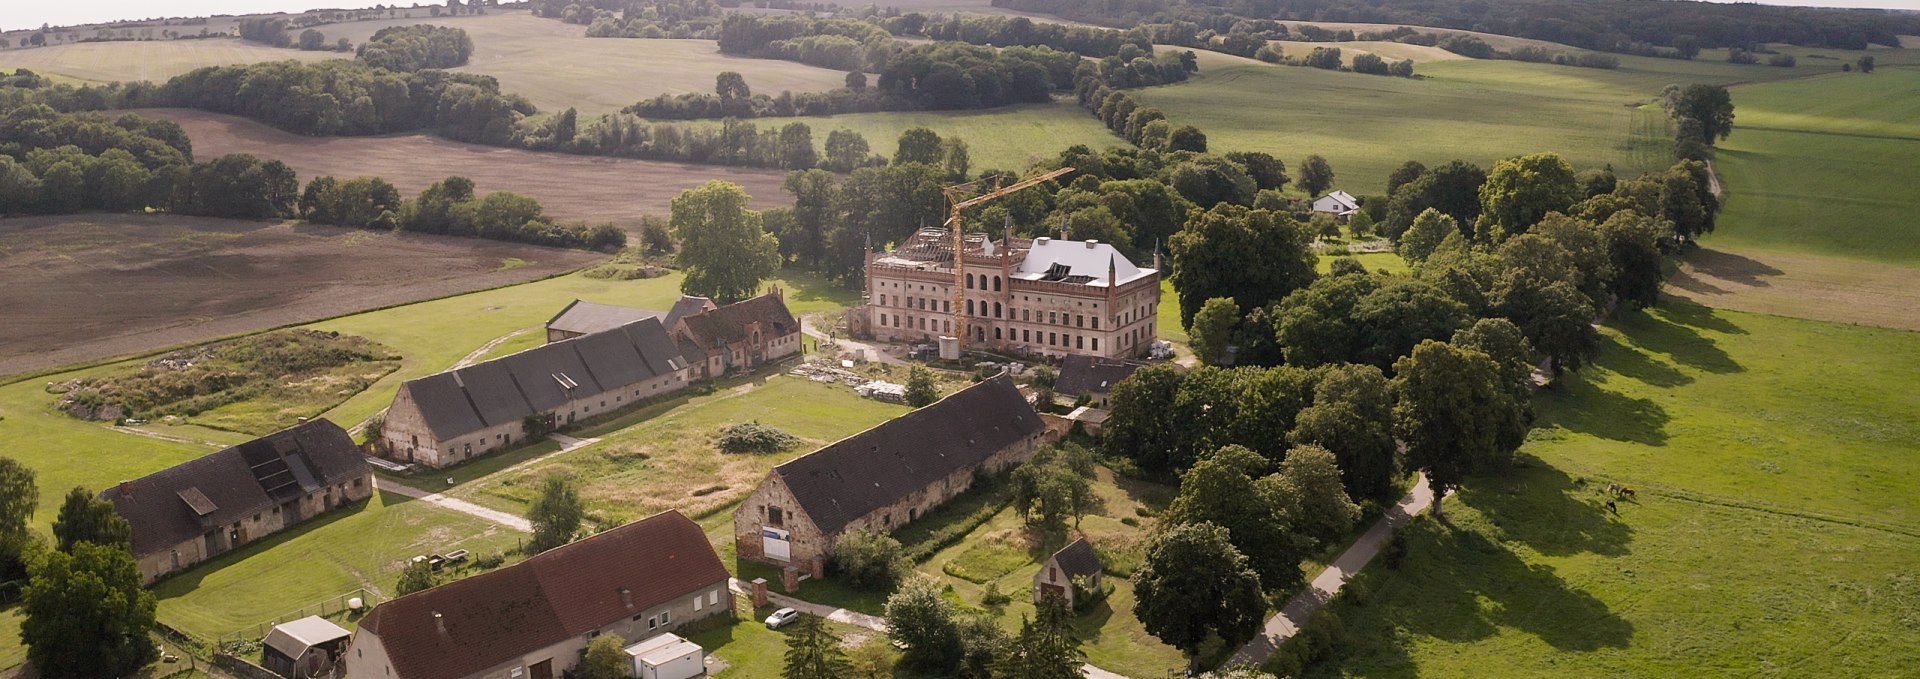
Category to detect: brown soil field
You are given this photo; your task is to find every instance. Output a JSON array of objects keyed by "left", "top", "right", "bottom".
[
  {"left": 1666, "top": 247, "right": 1920, "bottom": 332},
  {"left": 140, "top": 108, "right": 794, "bottom": 229},
  {"left": 0, "top": 214, "right": 601, "bottom": 379}
]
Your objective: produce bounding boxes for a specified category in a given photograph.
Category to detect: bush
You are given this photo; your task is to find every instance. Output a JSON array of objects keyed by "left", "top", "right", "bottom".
[
  {"left": 830, "top": 530, "right": 908, "bottom": 590},
  {"left": 716, "top": 421, "right": 800, "bottom": 454},
  {"left": 980, "top": 581, "right": 1011, "bottom": 607}
]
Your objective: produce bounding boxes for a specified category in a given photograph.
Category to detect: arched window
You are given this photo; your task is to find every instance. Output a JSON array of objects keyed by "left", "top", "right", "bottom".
[
  {"left": 993, "top": 302, "right": 1002, "bottom": 318},
  {"left": 993, "top": 276, "right": 1002, "bottom": 291},
  {"left": 966, "top": 299, "right": 974, "bottom": 315},
  {"left": 965, "top": 273, "right": 974, "bottom": 289}
]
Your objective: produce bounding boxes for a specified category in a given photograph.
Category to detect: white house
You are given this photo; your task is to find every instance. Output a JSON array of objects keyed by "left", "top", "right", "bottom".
[{"left": 1310, "top": 190, "right": 1362, "bottom": 221}]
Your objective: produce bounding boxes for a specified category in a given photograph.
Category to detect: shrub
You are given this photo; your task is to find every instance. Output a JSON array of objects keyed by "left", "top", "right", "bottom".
[
  {"left": 831, "top": 530, "right": 908, "bottom": 590},
  {"left": 716, "top": 421, "right": 800, "bottom": 454},
  {"left": 980, "top": 581, "right": 1011, "bottom": 607}
]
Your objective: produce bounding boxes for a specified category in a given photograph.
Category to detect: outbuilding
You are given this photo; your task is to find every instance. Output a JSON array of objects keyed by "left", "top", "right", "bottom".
[
  {"left": 1034, "top": 537, "right": 1103, "bottom": 609},
  {"left": 625, "top": 633, "right": 705, "bottom": 679},
  {"left": 261, "top": 615, "right": 352, "bottom": 678}
]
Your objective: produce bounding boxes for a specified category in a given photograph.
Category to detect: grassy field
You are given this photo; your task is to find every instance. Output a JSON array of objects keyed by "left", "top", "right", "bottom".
[
  {"left": 152, "top": 490, "right": 525, "bottom": 641},
  {"left": 1706, "top": 68, "right": 1920, "bottom": 266},
  {"left": 1667, "top": 247, "right": 1920, "bottom": 332},
  {"left": 1268, "top": 40, "right": 1466, "bottom": 65},
  {"left": 0, "top": 38, "right": 334, "bottom": 83},
  {"left": 1313, "top": 303, "right": 1920, "bottom": 675},
  {"left": 450, "top": 376, "right": 907, "bottom": 525},
  {"left": 1135, "top": 47, "right": 1909, "bottom": 195},
  {"left": 313, "top": 13, "right": 850, "bottom": 115},
  {"left": 728, "top": 99, "right": 1125, "bottom": 173}
]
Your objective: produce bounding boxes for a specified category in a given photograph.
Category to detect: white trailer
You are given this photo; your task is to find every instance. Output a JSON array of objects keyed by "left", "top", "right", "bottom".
[{"left": 625, "top": 633, "right": 704, "bottom": 679}]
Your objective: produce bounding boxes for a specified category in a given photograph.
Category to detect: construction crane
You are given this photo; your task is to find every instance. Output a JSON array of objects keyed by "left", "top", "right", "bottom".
[{"left": 943, "top": 166, "right": 1073, "bottom": 354}]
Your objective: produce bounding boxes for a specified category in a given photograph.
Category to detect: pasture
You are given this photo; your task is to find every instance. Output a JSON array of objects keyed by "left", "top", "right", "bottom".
[
  {"left": 0, "top": 38, "right": 335, "bottom": 83},
  {"left": 0, "top": 214, "right": 599, "bottom": 379},
  {"left": 141, "top": 108, "right": 796, "bottom": 227},
  {"left": 1667, "top": 247, "right": 1920, "bottom": 332},
  {"left": 314, "top": 13, "right": 852, "bottom": 115},
  {"left": 1705, "top": 68, "right": 1920, "bottom": 266},
  {"left": 1134, "top": 45, "right": 1905, "bottom": 195},
  {"left": 1314, "top": 303, "right": 1920, "bottom": 675}
]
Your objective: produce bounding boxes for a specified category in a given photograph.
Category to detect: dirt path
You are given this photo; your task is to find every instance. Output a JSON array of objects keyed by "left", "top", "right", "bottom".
[
  {"left": 378, "top": 477, "right": 532, "bottom": 532},
  {"left": 108, "top": 425, "right": 228, "bottom": 449},
  {"left": 1228, "top": 474, "right": 1440, "bottom": 667},
  {"left": 454, "top": 327, "right": 534, "bottom": 369}
]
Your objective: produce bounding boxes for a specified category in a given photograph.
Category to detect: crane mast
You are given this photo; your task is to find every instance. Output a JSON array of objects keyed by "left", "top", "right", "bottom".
[{"left": 943, "top": 167, "right": 1074, "bottom": 355}]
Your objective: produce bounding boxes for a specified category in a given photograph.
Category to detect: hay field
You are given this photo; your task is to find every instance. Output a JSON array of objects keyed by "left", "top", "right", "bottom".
[
  {"left": 142, "top": 108, "right": 794, "bottom": 226},
  {"left": 1320, "top": 304, "right": 1920, "bottom": 676},
  {"left": 772, "top": 99, "right": 1125, "bottom": 171},
  {"left": 0, "top": 214, "right": 599, "bottom": 379},
  {"left": 0, "top": 38, "right": 336, "bottom": 83},
  {"left": 312, "top": 12, "right": 851, "bottom": 114}
]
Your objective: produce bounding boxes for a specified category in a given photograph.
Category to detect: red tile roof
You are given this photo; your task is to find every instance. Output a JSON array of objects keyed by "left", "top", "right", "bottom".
[{"left": 357, "top": 511, "right": 728, "bottom": 679}]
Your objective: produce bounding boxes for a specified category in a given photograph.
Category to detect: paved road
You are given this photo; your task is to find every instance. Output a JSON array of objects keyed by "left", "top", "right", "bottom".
[
  {"left": 378, "top": 477, "right": 532, "bottom": 532},
  {"left": 730, "top": 578, "right": 1129, "bottom": 678},
  {"left": 1227, "top": 474, "right": 1439, "bottom": 666}
]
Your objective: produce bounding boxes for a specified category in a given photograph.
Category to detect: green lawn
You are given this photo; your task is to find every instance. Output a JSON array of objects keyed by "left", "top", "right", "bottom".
[
  {"left": 914, "top": 467, "right": 1187, "bottom": 676},
  {"left": 686, "top": 593, "right": 879, "bottom": 678},
  {"left": 1313, "top": 303, "right": 1920, "bottom": 676},
  {"left": 451, "top": 376, "right": 907, "bottom": 526},
  {"left": 1132, "top": 50, "right": 1916, "bottom": 195},
  {"left": 153, "top": 490, "right": 525, "bottom": 642},
  {"left": 1708, "top": 68, "right": 1920, "bottom": 266},
  {"left": 1318, "top": 250, "right": 1409, "bottom": 275}
]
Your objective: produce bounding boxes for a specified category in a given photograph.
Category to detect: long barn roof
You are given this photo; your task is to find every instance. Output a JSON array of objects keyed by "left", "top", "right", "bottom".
[{"left": 774, "top": 375, "right": 1041, "bottom": 535}]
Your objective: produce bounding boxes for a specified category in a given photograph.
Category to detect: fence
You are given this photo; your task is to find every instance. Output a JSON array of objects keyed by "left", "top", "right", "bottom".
[{"left": 217, "top": 588, "right": 376, "bottom": 648}]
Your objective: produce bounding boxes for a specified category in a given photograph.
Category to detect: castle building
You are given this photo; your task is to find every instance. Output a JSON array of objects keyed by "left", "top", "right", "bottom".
[{"left": 858, "top": 228, "right": 1162, "bottom": 359}]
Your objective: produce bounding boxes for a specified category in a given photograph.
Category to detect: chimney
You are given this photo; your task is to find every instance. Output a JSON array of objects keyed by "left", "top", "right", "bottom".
[
  {"left": 119, "top": 480, "right": 131, "bottom": 497},
  {"left": 1085, "top": 240, "right": 1098, "bottom": 249},
  {"left": 433, "top": 611, "right": 446, "bottom": 635},
  {"left": 1003, "top": 214, "right": 1013, "bottom": 248},
  {"left": 619, "top": 587, "right": 633, "bottom": 609}
]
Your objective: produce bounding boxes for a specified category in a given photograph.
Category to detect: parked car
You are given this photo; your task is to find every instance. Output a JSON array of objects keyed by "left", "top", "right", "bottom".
[{"left": 764, "top": 607, "right": 800, "bottom": 629}]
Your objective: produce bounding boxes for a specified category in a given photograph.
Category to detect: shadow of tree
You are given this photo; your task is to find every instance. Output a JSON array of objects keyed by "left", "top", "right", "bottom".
[
  {"left": 1591, "top": 332, "right": 1690, "bottom": 388},
  {"left": 1614, "top": 305, "right": 1742, "bottom": 375},
  {"left": 1683, "top": 248, "right": 1785, "bottom": 288},
  {"left": 1461, "top": 457, "right": 1634, "bottom": 558},
  {"left": 1537, "top": 371, "right": 1670, "bottom": 446}
]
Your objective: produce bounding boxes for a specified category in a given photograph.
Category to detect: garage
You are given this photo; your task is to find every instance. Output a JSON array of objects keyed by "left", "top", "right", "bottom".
[{"left": 626, "top": 633, "right": 705, "bottom": 679}]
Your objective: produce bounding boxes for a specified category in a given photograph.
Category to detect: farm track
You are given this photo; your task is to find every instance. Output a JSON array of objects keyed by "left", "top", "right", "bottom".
[{"left": 141, "top": 108, "right": 795, "bottom": 229}]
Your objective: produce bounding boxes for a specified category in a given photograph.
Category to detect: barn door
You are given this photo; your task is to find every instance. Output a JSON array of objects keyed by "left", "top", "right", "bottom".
[{"left": 529, "top": 659, "right": 553, "bottom": 679}]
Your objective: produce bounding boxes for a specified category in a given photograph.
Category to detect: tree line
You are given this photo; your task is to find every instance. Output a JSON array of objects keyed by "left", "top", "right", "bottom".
[
  {"left": 300, "top": 174, "right": 626, "bottom": 249},
  {"left": 355, "top": 24, "right": 476, "bottom": 72},
  {"left": 989, "top": 0, "right": 1920, "bottom": 53},
  {"left": 156, "top": 60, "right": 531, "bottom": 143}
]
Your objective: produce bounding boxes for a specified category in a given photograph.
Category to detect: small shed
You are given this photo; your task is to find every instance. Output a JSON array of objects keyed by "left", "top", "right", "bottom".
[
  {"left": 1063, "top": 406, "right": 1111, "bottom": 437},
  {"left": 626, "top": 633, "right": 705, "bottom": 679},
  {"left": 262, "top": 616, "right": 352, "bottom": 678},
  {"left": 1033, "top": 537, "right": 1103, "bottom": 609}
]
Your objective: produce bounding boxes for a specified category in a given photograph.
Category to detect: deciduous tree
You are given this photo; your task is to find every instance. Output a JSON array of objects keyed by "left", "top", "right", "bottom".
[
  {"left": 905, "top": 366, "right": 939, "bottom": 407},
  {"left": 1290, "top": 364, "right": 1398, "bottom": 504},
  {"left": 1392, "top": 340, "right": 1522, "bottom": 515},
  {"left": 1270, "top": 444, "right": 1359, "bottom": 545},
  {"left": 20, "top": 543, "right": 158, "bottom": 678},
  {"left": 1189, "top": 296, "right": 1239, "bottom": 366},
  {"left": 894, "top": 127, "right": 944, "bottom": 166},
  {"left": 1164, "top": 446, "right": 1305, "bottom": 590},
  {"left": 886, "top": 577, "right": 965, "bottom": 672},
  {"left": 1298, "top": 154, "right": 1334, "bottom": 197},
  {"left": 580, "top": 634, "right": 629, "bottom": 679},
  {"left": 1474, "top": 152, "right": 1580, "bottom": 243},
  {"left": 51, "top": 487, "right": 130, "bottom": 553},
  {"left": 785, "top": 614, "right": 853, "bottom": 679},
  {"left": 1168, "top": 204, "right": 1317, "bottom": 328},
  {"left": 1132, "top": 522, "right": 1266, "bottom": 667},
  {"left": 672, "top": 180, "right": 781, "bottom": 303},
  {"left": 527, "top": 473, "right": 584, "bottom": 553}
]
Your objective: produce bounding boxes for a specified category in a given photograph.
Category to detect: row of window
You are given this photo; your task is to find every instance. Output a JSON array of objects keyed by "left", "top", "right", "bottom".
[{"left": 963, "top": 273, "right": 1004, "bottom": 291}]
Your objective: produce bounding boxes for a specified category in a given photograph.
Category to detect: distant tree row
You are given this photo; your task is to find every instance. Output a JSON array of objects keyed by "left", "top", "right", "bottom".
[
  {"left": 156, "top": 60, "right": 532, "bottom": 143},
  {"left": 988, "top": 0, "right": 1920, "bottom": 53},
  {"left": 300, "top": 174, "right": 625, "bottom": 249},
  {"left": 355, "top": 24, "right": 475, "bottom": 72},
  {"left": 1073, "top": 59, "right": 1204, "bottom": 152},
  {"left": 527, "top": 109, "right": 880, "bottom": 172}
]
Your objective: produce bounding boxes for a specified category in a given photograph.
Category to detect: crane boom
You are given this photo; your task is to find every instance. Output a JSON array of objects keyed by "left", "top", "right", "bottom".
[{"left": 946, "top": 167, "right": 1073, "bottom": 356}]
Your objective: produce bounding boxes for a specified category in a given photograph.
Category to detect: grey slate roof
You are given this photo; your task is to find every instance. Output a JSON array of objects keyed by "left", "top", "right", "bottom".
[
  {"left": 102, "top": 419, "right": 367, "bottom": 558},
  {"left": 676, "top": 293, "right": 799, "bottom": 353},
  {"left": 546, "top": 300, "right": 663, "bottom": 337},
  {"left": 1054, "top": 355, "right": 1150, "bottom": 396},
  {"left": 398, "top": 317, "right": 689, "bottom": 441},
  {"left": 662, "top": 295, "right": 717, "bottom": 331},
  {"left": 775, "top": 375, "right": 1041, "bottom": 535},
  {"left": 1049, "top": 537, "right": 1102, "bottom": 579}
]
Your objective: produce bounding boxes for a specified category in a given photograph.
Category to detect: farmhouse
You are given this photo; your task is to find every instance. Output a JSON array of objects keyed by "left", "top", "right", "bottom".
[
  {"left": 344, "top": 511, "right": 731, "bottom": 679},
  {"left": 1311, "top": 190, "right": 1362, "bottom": 221},
  {"left": 1054, "top": 354, "right": 1151, "bottom": 408},
  {"left": 735, "top": 375, "right": 1045, "bottom": 569},
  {"left": 860, "top": 228, "right": 1162, "bottom": 359},
  {"left": 102, "top": 419, "right": 372, "bottom": 584},
  {"left": 1033, "top": 537, "right": 1103, "bottom": 608},
  {"left": 669, "top": 290, "right": 802, "bottom": 380},
  {"left": 382, "top": 317, "right": 691, "bottom": 468}
]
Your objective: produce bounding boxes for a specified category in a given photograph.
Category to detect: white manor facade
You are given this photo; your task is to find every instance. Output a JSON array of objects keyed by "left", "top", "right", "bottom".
[{"left": 859, "top": 228, "right": 1162, "bottom": 359}]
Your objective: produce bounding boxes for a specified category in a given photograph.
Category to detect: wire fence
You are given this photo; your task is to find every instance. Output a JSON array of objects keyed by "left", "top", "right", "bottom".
[{"left": 217, "top": 588, "right": 376, "bottom": 648}]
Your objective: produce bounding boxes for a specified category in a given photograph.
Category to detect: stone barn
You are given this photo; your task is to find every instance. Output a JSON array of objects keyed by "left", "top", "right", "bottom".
[
  {"left": 734, "top": 375, "right": 1044, "bottom": 571},
  {"left": 103, "top": 419, "right": 372, "bottom": 584},
  {"left": 381, "top": 316, "right": 690, "bottom": 468},
  {"left": 1033, "top": 537, "right": 1103, "bottom": 608},
  {"left": 669, "top": 290, "right": 802, "bottom": 380}
]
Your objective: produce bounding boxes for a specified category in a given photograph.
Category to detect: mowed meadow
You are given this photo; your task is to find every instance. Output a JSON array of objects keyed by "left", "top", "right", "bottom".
[{"left": 1315, "top": 303, "right": 1920, "bottom": 676}]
